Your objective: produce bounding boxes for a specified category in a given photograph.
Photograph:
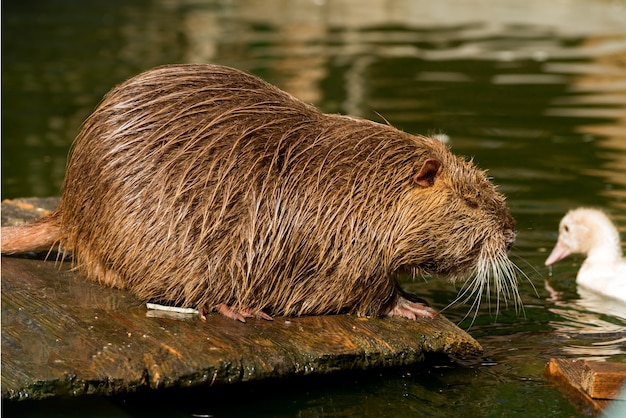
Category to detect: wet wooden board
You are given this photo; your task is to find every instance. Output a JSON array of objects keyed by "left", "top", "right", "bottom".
[
  {"left": 1, "top": 198, "right": 482, "bottom": 401},
  {"left": 544, "top": 358, "right": 626, "bottom": 416},
  {"left": 0, "top": 197, "right": 58, "bottom": 226},
  {"left": 582, "top": 361, "right": 626, "bottom": 400}
]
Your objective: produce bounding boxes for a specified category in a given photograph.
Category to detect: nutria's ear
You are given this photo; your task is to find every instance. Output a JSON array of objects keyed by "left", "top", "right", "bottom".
[{"left": 413, "top": 158, "right": 442, "bottom": 187}]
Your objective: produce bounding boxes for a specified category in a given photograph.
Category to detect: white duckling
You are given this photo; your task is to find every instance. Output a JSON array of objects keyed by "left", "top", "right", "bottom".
[{"left": 545, "top": 208, "right": 626, "bottom": 304}]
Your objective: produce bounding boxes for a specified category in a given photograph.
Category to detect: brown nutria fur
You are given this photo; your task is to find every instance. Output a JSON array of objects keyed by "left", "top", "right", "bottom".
[{"left": 1, "top": 64, "right": 518, "bottom": 322}]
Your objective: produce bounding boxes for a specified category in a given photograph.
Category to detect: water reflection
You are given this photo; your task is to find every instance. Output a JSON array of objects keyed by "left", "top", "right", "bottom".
[
  {"left": 4, "top": 0, "right": 626, "bottom": 201},
  {"left": 544, "top": 279, "right": 626, "bottom": 360},
  {"left": 546, "top": 32, "right": 626, "bottom": 213}
]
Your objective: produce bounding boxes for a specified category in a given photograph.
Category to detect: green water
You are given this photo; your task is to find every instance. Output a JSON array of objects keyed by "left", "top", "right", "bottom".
[{"left": 2, "top": 0, "right": 626, "bottom": 416}]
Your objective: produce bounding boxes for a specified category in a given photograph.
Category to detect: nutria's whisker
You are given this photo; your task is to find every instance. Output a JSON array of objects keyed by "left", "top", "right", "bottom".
[
  {"left": 510, "top": 252, "right": 540, "bottom": 298},
  {"left": 442, "top": 251, "right": 523, "bottom": 327}
]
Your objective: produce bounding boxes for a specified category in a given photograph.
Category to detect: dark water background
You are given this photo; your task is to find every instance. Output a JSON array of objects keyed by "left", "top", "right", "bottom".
[{"left": 2, "top": 0, "right": 626, "bottom": 416}]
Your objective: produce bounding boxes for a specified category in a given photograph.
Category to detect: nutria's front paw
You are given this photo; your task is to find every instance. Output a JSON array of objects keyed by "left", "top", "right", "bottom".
[
  {"left": 214, "top": 303, "right": 274, "bottom": 322},
  {"left": 384, "top": 296, "right": 439, "bottom": 320}
]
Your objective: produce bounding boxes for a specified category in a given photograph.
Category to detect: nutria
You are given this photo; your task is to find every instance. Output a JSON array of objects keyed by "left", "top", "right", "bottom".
[{"left": 1, "top": 64, "right": 519, "bottom": 322}]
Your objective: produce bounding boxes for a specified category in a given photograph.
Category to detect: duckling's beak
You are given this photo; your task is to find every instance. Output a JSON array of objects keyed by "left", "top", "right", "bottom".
[{"left": 545, "top": 239, "right": 572, "bottom": 266}]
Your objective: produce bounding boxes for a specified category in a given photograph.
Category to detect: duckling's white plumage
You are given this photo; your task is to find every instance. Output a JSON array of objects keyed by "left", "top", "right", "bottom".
[{"left": 545, "top": 208, "right": 626, "bottom": 303}]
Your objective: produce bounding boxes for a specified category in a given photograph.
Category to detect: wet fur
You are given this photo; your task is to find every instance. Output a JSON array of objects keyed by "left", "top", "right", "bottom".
[{"left": 2, "top": 64, "right": 517, "bottom": 318}]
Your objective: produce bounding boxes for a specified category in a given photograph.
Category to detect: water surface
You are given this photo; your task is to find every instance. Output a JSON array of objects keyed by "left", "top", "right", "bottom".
[{"left": 3, "top": 0, "right": 626, "bottom": 416}]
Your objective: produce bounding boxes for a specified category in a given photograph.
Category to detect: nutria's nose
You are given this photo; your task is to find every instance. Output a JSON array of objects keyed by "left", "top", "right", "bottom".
[{"left": 504, "top": 229, "right": 516, "bottom": 252}]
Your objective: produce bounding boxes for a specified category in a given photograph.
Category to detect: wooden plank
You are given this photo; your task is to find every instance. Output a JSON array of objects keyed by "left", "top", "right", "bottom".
[
  {"left": 0, "top": 197, "right": 58, "bottom": 226},
  {"left": 544, "top": 358, "right": 626, "bottom": 416},
  {"left": 581, "top": 361, "right": 626, "bottom": 400},
  {"left": 1, "top": 198, "right": 483, "bottom": 401}
]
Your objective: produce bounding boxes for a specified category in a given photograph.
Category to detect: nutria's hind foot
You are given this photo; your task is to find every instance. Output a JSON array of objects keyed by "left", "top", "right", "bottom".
[
  {"left": 383, "top": 295, "right": 439, "bottom": 320},
  {"left": 214, "top": 303, "right": 274, "bottom": 322}
]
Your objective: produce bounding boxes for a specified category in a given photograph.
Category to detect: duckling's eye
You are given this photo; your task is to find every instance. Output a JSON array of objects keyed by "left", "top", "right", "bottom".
[{"left": 564, "top": 225, "right": 569, "bottom": 233}]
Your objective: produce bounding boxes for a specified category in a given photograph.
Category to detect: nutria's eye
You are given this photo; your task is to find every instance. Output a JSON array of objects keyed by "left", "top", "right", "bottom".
[{"left": 464, "top": 196, "right": 479, "bottom": 208}]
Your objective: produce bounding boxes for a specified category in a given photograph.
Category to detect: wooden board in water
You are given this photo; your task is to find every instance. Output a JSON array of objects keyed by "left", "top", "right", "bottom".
[{"left": 1, "top": 198, "right": 482, "bottom": 401}]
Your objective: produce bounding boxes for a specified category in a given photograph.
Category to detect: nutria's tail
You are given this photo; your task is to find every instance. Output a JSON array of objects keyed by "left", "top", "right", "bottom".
[{"left": 1, "top": 217, "right": 61, "bottom": 254}]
